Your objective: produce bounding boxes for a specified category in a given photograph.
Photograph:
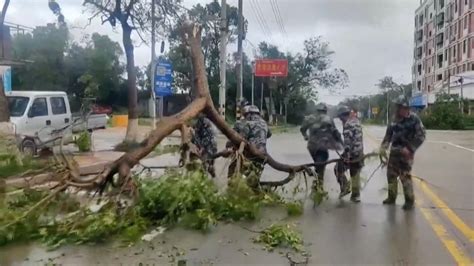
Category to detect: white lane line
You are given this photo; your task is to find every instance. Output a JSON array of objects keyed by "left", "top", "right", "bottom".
[{"left": 427, "top": 141, "right": 474, "bottom": 153}]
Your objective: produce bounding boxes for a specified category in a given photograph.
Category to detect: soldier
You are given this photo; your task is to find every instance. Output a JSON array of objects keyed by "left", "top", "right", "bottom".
[
  {"left": 300, "top": 103, "right": 343, "bottom": 189},
  {"left": 191, "top": 114, "right": 218, "bottom": 178},
  {"left": 334, "top": 105, "right": 364, "bottom": 202},
  {"left": 227, "top": 105, "right": 272, "bottom": 184},
  {"left": 381, "top": 95, "right": 426, "bottom": 210}
]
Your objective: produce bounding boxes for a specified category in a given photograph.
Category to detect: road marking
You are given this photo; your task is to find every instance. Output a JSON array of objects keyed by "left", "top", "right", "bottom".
[
  {"left": 417, "top": 196, "right": 473, "bottom": 265},
  {"left": 415, "top": 178, "right": 474, "bottom": 242},
  {"left": 426, "top": 141, "right": 474, "bottom": 153}
]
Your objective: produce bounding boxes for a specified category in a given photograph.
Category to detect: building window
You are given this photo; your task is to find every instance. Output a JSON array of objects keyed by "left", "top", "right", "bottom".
[
  {"left": 437, "top": 74, "right": 443, "bottom": 81},
  {"left": 417, "top": 81, "right": 422, "bottom": 91},
  {"left": 463, "top": 64, "right": 466, "bottom": 71},
  {"left": 428, "top": 85, "right": 431, "bottom": 92},
  {"left": 440, "top": 0, "right": 445, "bottom": 8},
  {"left": 465, "top": 0, "right": 468, "bottom": 5},
  {"left": 455, "top": 0, "right": 458, "bottom": 12},
  {"left": 465, "top": 16, "right": 468, "bottom": 29},
  {"left": 419, "top": 14, "right": 424, "bottom": 25},
  {"left": 437, "top": 54, "right": 443, "bottom": 67},
  {"left": 471, "top": 63, "right": 474, "bottom": 70},
  {"left": 418, "top": 64, "right": 422, "bottom": 75},
  {"left": 445, "top": 50, "right": 448, "bottom": 61},
  {"left": 463, "top": 39, "right": 467, "bottom": 53},
  {"left": 453, "top": 46, "right": 457, "bottom": 57}
]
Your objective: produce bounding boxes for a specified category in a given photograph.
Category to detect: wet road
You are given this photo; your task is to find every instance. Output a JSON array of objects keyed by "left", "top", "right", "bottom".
[{"left": 1, "top": 125, "right": 473, "bottom": 265}]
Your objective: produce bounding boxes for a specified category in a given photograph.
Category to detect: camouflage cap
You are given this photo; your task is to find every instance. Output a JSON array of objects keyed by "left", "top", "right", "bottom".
[
  {"left": 337, "top": 105, "right": 351, "bottom": 117},
  {"left": 243, "top": 105, "right": 260, "bottom": 114},
  {"left": 392, "top": 95, "right": 409, "bottom": 107},
  {"left": 316, "top": 103, "right": 328, "bottom": 112},
  {"left": 238, "top": 98, "right": 250, "bottom": 108}
]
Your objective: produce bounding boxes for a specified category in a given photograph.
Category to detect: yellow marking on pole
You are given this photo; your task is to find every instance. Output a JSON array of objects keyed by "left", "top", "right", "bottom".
[
  {"left": 417, "top": 196, "right": 473, "bottom": 265},
  {"left": 415, "top": 178, "right": 474, "bottom": 242}
]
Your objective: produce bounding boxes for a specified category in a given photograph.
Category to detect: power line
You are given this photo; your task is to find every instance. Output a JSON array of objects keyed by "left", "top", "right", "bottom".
[
  {"left": 269, "top": 0, "right": 286, "bottom": 38},
  {"left": 272, "top": 0, "right": 287, "bottom": 36},
  {"left": 249, "top": 0, "right": 271, "bottom": 40},
  {"left": 252, "top": 0, "right": 273, "bottom": 42}
]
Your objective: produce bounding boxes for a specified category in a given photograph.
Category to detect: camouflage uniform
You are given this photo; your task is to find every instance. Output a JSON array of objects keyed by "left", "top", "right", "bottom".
[
  {"left": 334, "top": 116, "right": 364, "bottom": 199},
  {"left": 192, "top": 117, "right": 218, "bottom": 177},
  {"left": 300, "top": 112, "right": 343, "bottom": 185},
  {"left": 227, "top": 107, "right": 272, "bottom": 184},
  {"left": 381, "top": 112, "right": 426, "bottom": 207}
]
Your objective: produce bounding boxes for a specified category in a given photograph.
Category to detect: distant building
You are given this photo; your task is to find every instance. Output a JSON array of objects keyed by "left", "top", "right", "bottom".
[{"left": 412, "top": 0, "right": 473, "bottom": 111}]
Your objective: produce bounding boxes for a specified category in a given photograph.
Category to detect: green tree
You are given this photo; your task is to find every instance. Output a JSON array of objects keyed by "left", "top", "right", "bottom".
[
  {"left": 421, "top": 92, "right": 465, "bottom": 130},
  {"left": 11, "top": 28, "right": 125, "bottom": 111},
  {"left": 167, "top": 0, "right": 242, "bottom": 104},
  {"left": 12, "top": 24, "right": 69, "bottom": 91},
  {"left": 257, "top": 38, "right": 348, "bottom": 124},
  {"left": 83, "top": 0, "right": 181, "bottom": 142},
  {"left": 340, "top": 76, "right": 412, "bottom": 124}
]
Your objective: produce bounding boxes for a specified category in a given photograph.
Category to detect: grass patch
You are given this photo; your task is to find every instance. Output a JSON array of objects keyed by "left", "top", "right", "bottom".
[
  {"left": 151, "top": 144, "right": 181, "bottom": 157},
  {"left": 254, "top": 224, "right": 304, "bottom": 252},
  {"left": 286, "top": 201, "right": 304, "bottom": 217},
  {"left": 0, "top": 157, "right": 45, "bottom": 179},
  {"left": 269, "top": 124, "right": 298, "bottom": 134}
]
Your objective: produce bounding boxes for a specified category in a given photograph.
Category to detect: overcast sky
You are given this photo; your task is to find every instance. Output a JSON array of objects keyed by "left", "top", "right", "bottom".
[{"left": 3, "top": 0, "right": 419, "bottom": 104}]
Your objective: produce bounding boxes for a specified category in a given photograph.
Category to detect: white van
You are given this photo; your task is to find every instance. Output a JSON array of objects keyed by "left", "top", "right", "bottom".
[{"left": 7, "top": 91, "right": 74, "bottom": 155}]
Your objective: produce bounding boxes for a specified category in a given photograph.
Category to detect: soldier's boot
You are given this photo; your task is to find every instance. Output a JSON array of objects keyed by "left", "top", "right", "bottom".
[
  {"left": 350, "top": 174, "right": 361, "bottom": 203},
  {"left": 335, "top": 164, "right": 351, "bottom": 198},
  {"left": 383, "top": 181, "right": 398, "bottom": 205},
  {"left": 401, "top": 176, "right": 415, "bottom": 210}
]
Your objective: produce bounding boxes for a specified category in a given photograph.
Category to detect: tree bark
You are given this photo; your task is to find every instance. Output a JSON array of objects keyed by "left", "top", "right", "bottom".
[
  {"left": 122, "top": 24, "right": 139, "bottom": 143},
  {"left": 0, "top": 82, "right": 9, "bottom": 122}
]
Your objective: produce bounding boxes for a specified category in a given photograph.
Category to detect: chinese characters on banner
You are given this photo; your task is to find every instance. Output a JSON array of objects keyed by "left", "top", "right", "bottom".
[{"left": 255, "top": 59, "right": 288, "bottom": 77}]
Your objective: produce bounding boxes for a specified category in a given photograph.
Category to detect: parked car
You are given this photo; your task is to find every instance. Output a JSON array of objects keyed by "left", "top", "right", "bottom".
[
  {"left": 6, "top": 91, "right": 107, "bottom": 156},
  {"left": 91, "top": 104, "right": 112, "bottom": 115}
]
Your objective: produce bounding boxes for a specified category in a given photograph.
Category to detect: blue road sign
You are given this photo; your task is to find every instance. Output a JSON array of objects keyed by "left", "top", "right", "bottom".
[
  {"left": 1, "top": 67, "right": 11, "bottom": 92},
  {"left": 154, "top": 60, "right": 173, "bottom": 97}
]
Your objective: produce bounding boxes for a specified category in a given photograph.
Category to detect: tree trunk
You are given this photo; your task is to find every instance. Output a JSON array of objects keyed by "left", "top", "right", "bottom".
[
  {"left": 0, "top": 82, "right": 9, "bottom": 122},
  {"left": 122, "top": 25, "right": 139, "bottom": 143},
  {"left": 0, "top": 0, "right": 11, "bottom": 123}
]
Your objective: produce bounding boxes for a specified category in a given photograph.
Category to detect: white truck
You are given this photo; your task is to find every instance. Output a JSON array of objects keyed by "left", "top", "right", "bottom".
[{"left": 6, "top": 91, "right": 108, "bottom": 155}]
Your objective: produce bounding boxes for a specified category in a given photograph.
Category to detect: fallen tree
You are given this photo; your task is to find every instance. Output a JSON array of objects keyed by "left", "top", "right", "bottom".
[{"left": 77, "top": 21, "right": 323, "bottom": 192}]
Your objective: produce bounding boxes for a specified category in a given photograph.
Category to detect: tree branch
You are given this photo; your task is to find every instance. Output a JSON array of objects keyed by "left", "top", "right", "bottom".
[{"left": 83, "top": 0, "right": 114, "bottom": 15}]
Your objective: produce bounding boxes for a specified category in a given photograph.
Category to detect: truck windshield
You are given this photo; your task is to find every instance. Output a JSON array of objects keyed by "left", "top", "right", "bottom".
[{"left": 7, "top": 96, "right": 30, "bottom": 117}]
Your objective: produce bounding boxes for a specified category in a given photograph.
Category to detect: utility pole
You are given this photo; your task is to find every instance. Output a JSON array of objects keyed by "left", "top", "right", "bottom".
[
  {"left": 251, "top": 61, "right": 255, "bottom": 105},
  {"left": 219, "top": 0, "right": 227, "bottom": 118},
  {"left": 459, "top": 76, "right": 464, "bottom": 114},
  {"left": 150, "top": 0, "right": 156, "bottom": 129},
  {"left": 260, "top": 80, "right": 264, "bottom": 112},
  {"left": 236, "top": 0, "right": 243, "bottom": 119},
  {"left": 368, "top": 96, "right": 372, "bottom": 120},
  {"left": 386, "top": 90, "right": 389, "bottom": 125}
]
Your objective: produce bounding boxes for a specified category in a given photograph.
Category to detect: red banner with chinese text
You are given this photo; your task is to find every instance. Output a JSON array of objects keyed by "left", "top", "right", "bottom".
[{"left": 255, "top": 59, "right": 288, "bottom": 77}]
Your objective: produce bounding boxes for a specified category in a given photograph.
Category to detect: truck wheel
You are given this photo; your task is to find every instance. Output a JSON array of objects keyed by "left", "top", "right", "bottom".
[{"left": 21, "top": 138, "right": 37, "bottom": 157}]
